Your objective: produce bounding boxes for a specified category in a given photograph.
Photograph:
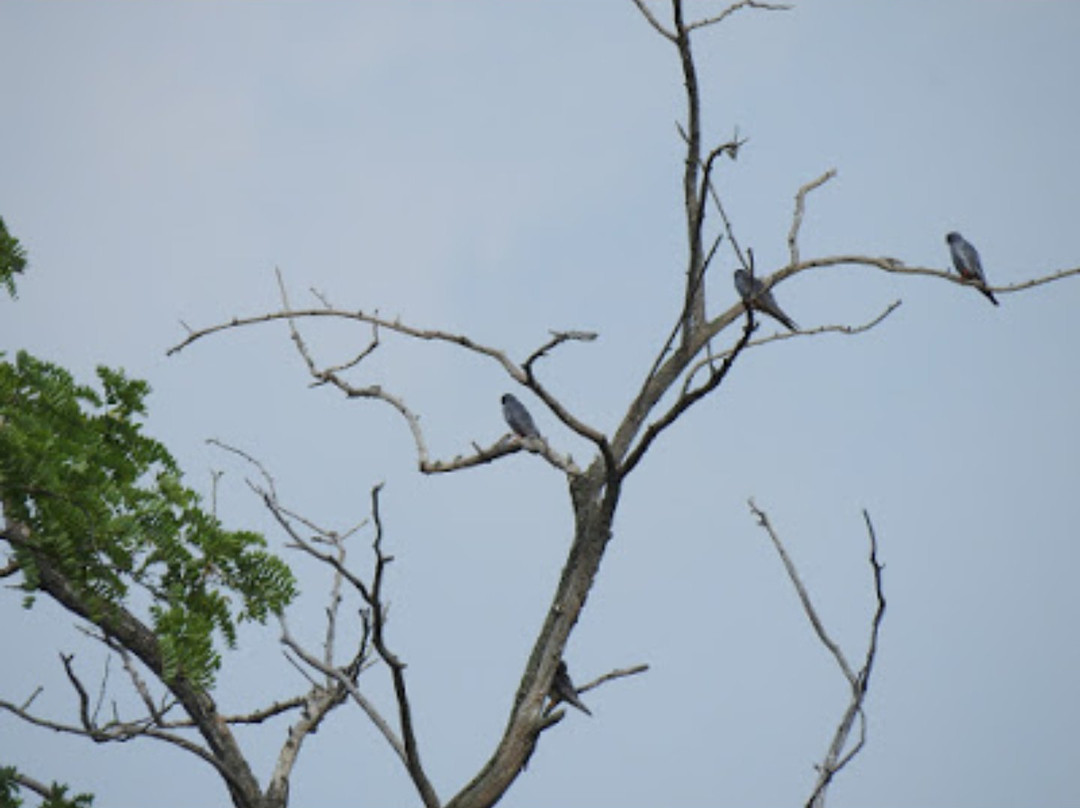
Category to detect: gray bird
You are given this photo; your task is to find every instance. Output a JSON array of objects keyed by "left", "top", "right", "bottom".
[
  {"left": 501, "top": 393, "right": 541, "bottom": 440},
  {"left": 549, "top": 661, "right": 592, "bottom": 716},
  {"left": 946, "top": 231, "right": 998, "bottom": 306},
  {"left": 733, "top": 269, "right": 798, "bottom": 331}
]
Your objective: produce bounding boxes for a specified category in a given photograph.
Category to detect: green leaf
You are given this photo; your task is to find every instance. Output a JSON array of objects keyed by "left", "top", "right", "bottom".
[
  {"left": 0, "top": 216, "right": 28, "bottom": 300},
  {"left": 0, "top": 351, "right": 298, "bottom": 688}
]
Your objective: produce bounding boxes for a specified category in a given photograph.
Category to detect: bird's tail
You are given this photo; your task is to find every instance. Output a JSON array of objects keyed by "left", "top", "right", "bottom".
[{"left": 980, "top": 286, "right": 1000, "bottom": 306}]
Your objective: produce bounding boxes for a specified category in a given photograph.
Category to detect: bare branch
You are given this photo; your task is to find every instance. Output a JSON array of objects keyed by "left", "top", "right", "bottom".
[
  {"left": 804, "top": 511, "right": 886, "bottom": 808},
  {"left": 748, "top": 502, "right": 857, "bottom": 682},
  {"left": 540, "top": 662, "right": 649, "bottom": 727},
  {"left": 523, "top": 330, "right": 598, "bottom": 372},
  {"left": 621, "top": 313, "right": 756, "bottom": 477},
  {"left": 324, "top": 319, "right": 380, "bottom": 376},
  {"left": 168, "top": 303, "right": 518, "bottom": 373},
  {"left": 59, "top": 653, "right": 97, "bottom": 734},
  {"left": 747, "top": 501, "right": 887, "bottom": 808},
  {"left": 362, "top": 485, "right": 439, "bottom": 808},
  {"left": 517, "top": 331, "right": 607, "bottom": 445},
  {"left": 683, "top": 300, "right": 902, "bottom": 394},
  {"left": 279, "top": 622, "right": 404, "bottom": 760},
  {"left": 519, "top": 330, "right": 608, "bottom": 457},
  {"left": 630, "top": 0, "right": 676, "bottom": 40},
  {"left": 0, "top": 688, "right": 227, "bottom": 773},
  {"left": 166, "top": 697, "right": 307, "bottom": 727},
  {"left": 576, "top": 663, "right": 650, "bottom": 697},
  {"left": 265, "top": 630, "right": 369, "bottom": 806},
  {"left": 674, "top": 0, "right": 707, "bottom": 342},
  {"left": 686, "top": 0, "right": 793, "bottom": 32},
  {"left": 259, "top": 474, "right": 438, "bottom": 808},
  {"left": 777, "top": 254, "right": 1080, "bottom": 299},
  {"left": 788, "top": 169, "right": 838, "bottom": 268},
  {"left": 322, "top": 536, "right": 347, "bottom": 674},
  {"left": 19, "top": 685, "right": 43, "bottom": 712},
  {"left": 173, "top": 279, "right": 600, "bottom": 477},
  {"left": 637, "top": 128, "right": 744, "bottom": 391}
]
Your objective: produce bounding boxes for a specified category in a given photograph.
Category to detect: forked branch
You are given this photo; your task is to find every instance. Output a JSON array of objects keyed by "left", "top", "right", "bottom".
[
  {"left": 170, "top": 274, "right": 601, "bottom": 477},
  {"left": 255, "top": 472, "right": 439, "bottom": 808},
  {"left": 748, "top": 501, "right": 886, "bottom": 808}
]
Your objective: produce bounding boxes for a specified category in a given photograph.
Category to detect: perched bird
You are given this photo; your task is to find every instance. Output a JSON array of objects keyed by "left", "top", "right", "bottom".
[
  {"left": 501, "top": 393, "right": 541, "bottom": 440},
  {"left": 549, "top": 661, "right": 592, "bottom": 716},
  {"left": 733, "top": 269, "right": 798, "bottom": 331},
  {"left": 946, "top": 231, "right": 998, "bottom": 306}
]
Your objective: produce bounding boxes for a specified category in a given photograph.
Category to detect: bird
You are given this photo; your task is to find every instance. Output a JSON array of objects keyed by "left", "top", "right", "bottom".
[
  {"left": 946, "top": 231, "right": 998, "bottom": 306},
  {"left": 733, "top": 269, "right": 798, "bottom": 331},
  {"left": 549, "top": 661, "right": 592, "bottom": 716},
  {"left": 501, "top": 393, "right": 541, "bottom": 440}
]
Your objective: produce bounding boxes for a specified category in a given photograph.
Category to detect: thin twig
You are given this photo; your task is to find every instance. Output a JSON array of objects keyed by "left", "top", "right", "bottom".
[
  {"left": 682, "top": 300, "right": 901, "bottom": 394},
  {"left": 748, "top": 502, "right": 856, "bottom": 683},
  {"left": 630, "top": 0, "right": 676, "bottom": 40},
  {"left": 788, "top": 170, "right": 837, "bottom": 268},
  {"left": 686, "top": 0, "right": 793, "bottom": 33},
  {"left": 576, "top": 663, "right": 650, "bottom": 696},
  {"left": 747, "top": 501, "right": 887, "bottom": 808},
  {"left": 621, "top": 313, "right": 756, "bottom": 477}
]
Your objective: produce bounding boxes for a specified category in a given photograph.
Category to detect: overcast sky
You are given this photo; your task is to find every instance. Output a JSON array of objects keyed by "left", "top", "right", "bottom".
[{"left": 2, "top": 2, "right": 1079, "bottom": 807}]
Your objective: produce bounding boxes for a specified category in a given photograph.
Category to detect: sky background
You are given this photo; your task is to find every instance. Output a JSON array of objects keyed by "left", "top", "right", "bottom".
[{"left": 2, "top": 2, "right": 1079, "bottom": 807}]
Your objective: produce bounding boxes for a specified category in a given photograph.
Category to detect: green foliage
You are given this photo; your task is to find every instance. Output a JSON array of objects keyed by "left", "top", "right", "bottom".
[
  {"left": 0, "top": 217, "right": 28, "bottom": 299},
  {"left": 0, "top": 767, "right": 22, "bottom": 808},
  {"left": 38, "top": 783, "right": 93, "bottom": 808},
  {"left": 0, "top": 351, "right": 297, "bottom": 687},
  {"left": 0, "top": 768, "right": 94, "bottom": 808}
]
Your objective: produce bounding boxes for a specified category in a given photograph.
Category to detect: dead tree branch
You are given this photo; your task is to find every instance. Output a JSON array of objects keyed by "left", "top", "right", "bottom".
[
  {"left": 685, "top": 0, "right": 793, "bottom": 33},
  {"left": 145, "top": 5, "right": 1080, "bottom": 807},
  {"left": 239, "top": 457, "right": 439, "bottom": 808},
  {"left": 577, "top": 663, "right": 650, "bottom": 697},
  {"left": 682, "top": 300, "right": 902, "bottom": 394},
  {"left": 748, "top": 501, "right": 886, "bottom": 808},
  {"left": 788, "top": 170, "right": 838, "bottom": 267},
  {"left": 364, "top": 485, "right": 440, "bottom": 808},
  {"left": 172, "top": 276, "right": 596, "bottom": 477},
  {"left": 621, "top": 313, "right": 756, "bottom": 477},
  {"left": 674, "top": 0, "right": 708, "bottom": 342}
]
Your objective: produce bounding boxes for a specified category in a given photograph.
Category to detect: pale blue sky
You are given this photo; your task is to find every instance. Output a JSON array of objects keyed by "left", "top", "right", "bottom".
[{"left": 2, "top": 3, "right": 1079, "bottom": 807}]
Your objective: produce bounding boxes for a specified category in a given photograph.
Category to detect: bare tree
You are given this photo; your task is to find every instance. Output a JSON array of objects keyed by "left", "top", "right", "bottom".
[{"left": 6, "top": 2, "right": 1080, "bottom": 807}]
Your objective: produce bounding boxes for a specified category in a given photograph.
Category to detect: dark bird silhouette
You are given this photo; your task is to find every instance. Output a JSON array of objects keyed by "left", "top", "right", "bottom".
[
  {"left": 734, "top": 269, "right": 798, "bottom": 331},
  {"left": 501, "top": 393, "right": 541, "bottom": 440},
  {"left": 549, "top": 661, "right": 592, "bottom": 716},
  {"left": 946, "top": 231, "right": 998, "bottom": 306}
]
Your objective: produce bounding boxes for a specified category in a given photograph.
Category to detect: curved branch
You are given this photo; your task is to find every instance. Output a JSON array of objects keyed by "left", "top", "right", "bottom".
[
  {"left": 172, "top": 285, "right": 602, "bottom": 477},
  {"left": 2, "top": 518, "right": 263, "bottom": 807},
  {"left": 519, "top": 332, "right": 612, "bottom": 472},
  {"left": 630, "top": 0, "right": 676, "bottom": 41},
  {"left": 788, "top": 169, "right": 837, "bottom": 267},
  {"left": 0, "top": 691, "right": 225, "bottom": 773},
  {"left": 279, "top": 621, "right": 403, "bottom": 755},
  {"left": 682, "top": 300, "right": 902, "bottom": 394},
  {"left": 522, "top": 330, "right": 598, "bottom": 371},
  {"left": 575, "top": 662, "right": 650, "bottom": 697},
  {"left": 685, "top": 0, "right": 792, "bottom": 32},
  {"left": 620, "top": 313, "right": 756, "bottom": 477},
  {"left": 748, "top": 501, "right": 887, "bottom": 808},
  {"left": 364, "top": 486, "right": 439, "bottom": 808},
  {"left": 263, "top": 478, "right": 439, "bottom": 808},
  {"left": 169, "top": 306, "right": 517, "bottom": 373},
  {"left": 10, "top": 771, "right": 55, "bottom": 802},
  {"left": 778, "top": 255, "right": 1080, "bottom": 298}
]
